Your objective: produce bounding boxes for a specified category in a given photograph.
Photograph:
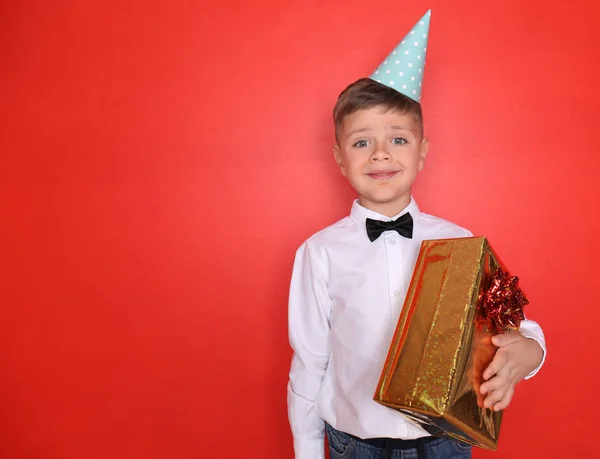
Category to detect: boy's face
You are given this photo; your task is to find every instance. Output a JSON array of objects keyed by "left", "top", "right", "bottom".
[{"left": 334, "top": 106, "right": 428, "bottom": 217}]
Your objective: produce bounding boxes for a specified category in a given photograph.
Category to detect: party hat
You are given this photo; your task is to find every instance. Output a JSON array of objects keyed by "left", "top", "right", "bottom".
[{"left": 370, "top": 10, "right": 431, "bottom": 102}]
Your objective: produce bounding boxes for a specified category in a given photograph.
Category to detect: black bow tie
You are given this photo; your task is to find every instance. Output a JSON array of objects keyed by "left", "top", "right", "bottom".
[{"left": 365, "top": 213, "right": 413, "bottom": 242}]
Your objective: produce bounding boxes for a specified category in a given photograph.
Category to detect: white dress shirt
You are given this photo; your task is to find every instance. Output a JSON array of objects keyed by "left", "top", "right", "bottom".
[{"left": 287, "top": 198, "right": 546, "bottom": 459}]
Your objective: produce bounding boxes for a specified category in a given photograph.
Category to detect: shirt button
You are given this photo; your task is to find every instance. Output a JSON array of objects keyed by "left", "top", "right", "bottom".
[
  {"left": 389, "top": 239, "right": 397, "bottom": 244},
  {"left": 394, "top": 290, "right": 402, "bottom": 297}
]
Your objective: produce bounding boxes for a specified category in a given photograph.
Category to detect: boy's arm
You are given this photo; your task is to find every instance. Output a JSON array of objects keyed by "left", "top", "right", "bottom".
[
  {"left": 479, "top": 318, "right": 546, "bottom": 411},
  {"left": 516, "top": 318, "right": 546, "bottom": 378},
  {"left": 287, "top": 242, "right": 331, "bottom": 459}
]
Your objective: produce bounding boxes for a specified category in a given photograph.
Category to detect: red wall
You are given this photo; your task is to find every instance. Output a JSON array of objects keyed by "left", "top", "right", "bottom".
[{"left": 1, "top": 1, "right": 599, "bottom": 458}]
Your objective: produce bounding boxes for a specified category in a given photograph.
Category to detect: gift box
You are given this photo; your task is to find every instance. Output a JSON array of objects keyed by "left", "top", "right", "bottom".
[{"left": 373, "top": 236, "right": 528, "bottom": 450}]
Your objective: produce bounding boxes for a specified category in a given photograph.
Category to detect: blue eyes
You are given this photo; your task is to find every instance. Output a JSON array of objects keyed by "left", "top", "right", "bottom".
[
  {"left": 352, "top": 138, "right": 407, "bottom": 148},
  {"left": 354, "top": 140, "right": 370, "bottom": 148}
]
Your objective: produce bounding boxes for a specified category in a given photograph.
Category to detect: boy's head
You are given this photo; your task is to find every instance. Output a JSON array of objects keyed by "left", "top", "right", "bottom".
[{"left": 333, "top": 77, "right": 428, "bottom": 217}]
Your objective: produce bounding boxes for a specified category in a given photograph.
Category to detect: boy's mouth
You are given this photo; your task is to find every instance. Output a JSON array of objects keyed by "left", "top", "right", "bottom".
[{"left": 367, "top": 170, "right": 399, "bottom": 180}]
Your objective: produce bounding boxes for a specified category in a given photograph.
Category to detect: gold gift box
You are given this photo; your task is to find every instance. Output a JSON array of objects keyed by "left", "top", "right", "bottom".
[{"left": 374, "top": 236, "right": 516, "bottom": 450}]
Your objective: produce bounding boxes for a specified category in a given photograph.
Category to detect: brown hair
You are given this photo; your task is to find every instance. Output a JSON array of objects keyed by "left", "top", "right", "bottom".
[{"left": 333, "top": 78, "right": 423, "bottom": 140}]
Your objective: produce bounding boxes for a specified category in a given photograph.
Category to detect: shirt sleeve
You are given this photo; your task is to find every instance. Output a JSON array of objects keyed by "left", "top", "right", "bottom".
[{"left": 287, "top": 241, "right": 331, "bottom": 459}]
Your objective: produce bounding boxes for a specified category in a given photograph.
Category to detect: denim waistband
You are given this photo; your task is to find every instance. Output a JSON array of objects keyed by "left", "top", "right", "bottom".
[{"left": 347, "top": 432, "right": 437, "bottom": 450}]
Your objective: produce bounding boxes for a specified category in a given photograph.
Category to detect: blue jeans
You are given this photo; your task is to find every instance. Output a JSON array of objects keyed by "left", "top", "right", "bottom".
[{"left": 325, "top": 424, "right": 472, "bottom": 459}]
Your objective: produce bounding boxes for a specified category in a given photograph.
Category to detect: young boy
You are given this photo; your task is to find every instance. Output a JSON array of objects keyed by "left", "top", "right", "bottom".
[{"left": 287, "top": 11, "right": 545, "bottom": 459}]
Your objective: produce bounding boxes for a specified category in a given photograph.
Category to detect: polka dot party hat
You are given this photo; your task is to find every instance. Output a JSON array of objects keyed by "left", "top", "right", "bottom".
[{"left": 370, "top": 10, "right": 431, "bottom": 102}]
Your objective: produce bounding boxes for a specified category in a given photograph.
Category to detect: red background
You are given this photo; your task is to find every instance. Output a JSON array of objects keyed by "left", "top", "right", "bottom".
[{"left": 1, "top": 1, "right": 599, "bottom": 458}]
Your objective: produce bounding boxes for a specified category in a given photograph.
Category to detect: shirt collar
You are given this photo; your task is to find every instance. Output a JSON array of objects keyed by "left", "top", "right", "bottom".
[{"left": 349, "top": 197, "right": 420, "bottom": 226}]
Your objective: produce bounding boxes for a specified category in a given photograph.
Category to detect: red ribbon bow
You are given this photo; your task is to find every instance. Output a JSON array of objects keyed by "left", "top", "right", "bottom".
[{"left": 479, "top": 268, "right": 528, "bottom": 331}]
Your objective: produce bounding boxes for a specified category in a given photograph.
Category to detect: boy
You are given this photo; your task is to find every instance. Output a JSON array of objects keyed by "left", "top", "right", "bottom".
[{"left": 287, "top": 11, "right": 545, "bottom": 459}]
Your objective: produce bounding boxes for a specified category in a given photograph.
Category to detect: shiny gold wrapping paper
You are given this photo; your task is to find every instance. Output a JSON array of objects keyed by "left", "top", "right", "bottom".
[{"left": 374, "top": 237, "right": 508, "bottom": 450}]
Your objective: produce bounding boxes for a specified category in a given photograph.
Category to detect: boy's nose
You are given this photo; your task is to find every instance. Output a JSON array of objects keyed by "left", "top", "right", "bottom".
[{"left": 370, "top": 145, "right": 391, "bottom": 161}]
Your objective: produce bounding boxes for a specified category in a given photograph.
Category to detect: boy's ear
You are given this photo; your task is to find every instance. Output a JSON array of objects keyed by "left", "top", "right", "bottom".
[
  {"left": 333, "top": 144, "right": 347, "bottom": 177},
  {"left": 418, "top": 137, "right": 429, "bottom": 172}
]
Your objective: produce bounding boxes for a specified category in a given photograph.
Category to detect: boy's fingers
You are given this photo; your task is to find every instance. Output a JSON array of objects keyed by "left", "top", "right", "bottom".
[
  {"left": 482, "top": 352, "right": 506, "bottom": 381},
  {"left": 492, "top": 386, "right": 514, "bottom": 411},
  {"left": 479, "top": 372, "right": 504, "bottom": 395},
  {"left": 482, "top": 362, "right": 498, "bottom": 381},
  {"left": 483, "top": 383, "right": 509, "bottom": 409}
]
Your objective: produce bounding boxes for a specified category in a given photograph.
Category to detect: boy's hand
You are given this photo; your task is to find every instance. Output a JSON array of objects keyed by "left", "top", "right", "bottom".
[{"left": 479, "top": 332, "right": 543, "bottom": 411}]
